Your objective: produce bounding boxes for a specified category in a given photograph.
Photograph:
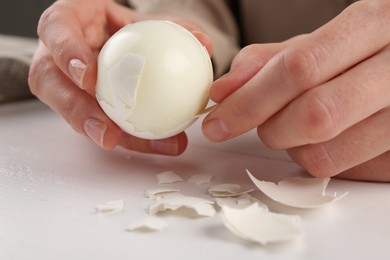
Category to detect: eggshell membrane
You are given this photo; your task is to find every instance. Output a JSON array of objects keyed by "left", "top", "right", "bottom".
[{"left": 96, "top": 20, "right": 213, "bottom": 139}]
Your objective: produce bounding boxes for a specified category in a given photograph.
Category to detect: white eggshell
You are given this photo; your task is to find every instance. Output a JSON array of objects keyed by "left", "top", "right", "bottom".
[{"left": 96, "top": 20, "right": 213, "bottom": 139}]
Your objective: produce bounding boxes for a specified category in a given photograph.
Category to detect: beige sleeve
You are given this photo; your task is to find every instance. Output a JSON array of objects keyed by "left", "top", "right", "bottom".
[{"left": 128, "top": 0, "right": 240, "bottom": 76}]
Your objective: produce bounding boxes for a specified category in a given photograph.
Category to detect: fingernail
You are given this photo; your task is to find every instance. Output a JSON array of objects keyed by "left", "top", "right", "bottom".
[
  {"left": 203, "top": 118, "right": 230, "bottom": 141},
  {"left": 69, "top": 59, "right": 87, "bottom": 88},
  {"left": 84, "top": 118, "right": 107, "bottom": 148},
  {"left": 150, "top": 138, "right": 179, "bottom": 155}
]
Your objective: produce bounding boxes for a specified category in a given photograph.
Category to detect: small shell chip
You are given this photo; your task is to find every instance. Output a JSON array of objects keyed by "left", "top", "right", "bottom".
[
  {"left": 157, "top": 171, "right": 184, "bottom": 184},
  {"left": 144, "top": 188, "right": 181, "bottom": 199},
  {"left": 215, "top": 194, "right": 268, "bottom": 211},
  {"left": 126, "top": 217, "right": 169, "bottom": 232},
  {"left": 188, "top": 173, "right": 215, "bottom": 185},
  {"left": 146, "top": 195, "right": 216, "bottom": 217},
  {"left": 208, "top": 183, "right": 253, "bottom": 197},
  {"left": 96, "top": 200, "right": 124, "bottom": 213}
]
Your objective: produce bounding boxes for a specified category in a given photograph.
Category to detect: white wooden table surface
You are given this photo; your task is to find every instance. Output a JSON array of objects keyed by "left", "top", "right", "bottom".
[{"left": 1, "top": 100, "right": 389, "bottom": 260}]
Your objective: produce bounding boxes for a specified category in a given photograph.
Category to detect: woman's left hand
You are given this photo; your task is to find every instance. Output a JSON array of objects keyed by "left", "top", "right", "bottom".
[{"left": 202, "top": 0, "right": 390, "bottom": 182}]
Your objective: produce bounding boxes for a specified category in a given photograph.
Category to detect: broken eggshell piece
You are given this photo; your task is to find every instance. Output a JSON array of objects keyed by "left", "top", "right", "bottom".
[
  {"left": 156, "top": 170, "right": 184, "bottom": 184},
  {"left": 144, "top": 188, "right": 181, "bottom": 199},
  {"left": 208, "top": 183, "right": 254, "bottom": 198},
  {"left": 96, "top": 20, "right": 213, "bottom": 139},
  {"left": 188, "top": 173, "right": 215, "bottom": 185},
  {"left": 246, "top": 170, "right": 348, "bottom": 209},
  {"left": 145, "top": 195, "right": 216, "bottom": 217},
  {"left": 220, "top": 204, "right": 303, "bottom": 245},
  {"left": 215, "top": 194, "right": 268, "bottom": 211}
]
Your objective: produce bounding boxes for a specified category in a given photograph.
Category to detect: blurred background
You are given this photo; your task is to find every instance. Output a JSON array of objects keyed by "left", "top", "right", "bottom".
[
  {"left": 0, "top": 0, "right": 55, "bottom": 37},
  {"left": 0, "top": 1, "right": 55, "bottom": 103}
]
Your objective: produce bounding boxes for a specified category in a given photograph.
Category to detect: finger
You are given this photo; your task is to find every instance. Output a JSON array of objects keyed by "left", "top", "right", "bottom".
[
  {"left": 210, "top": 44, "right": 285, "bottom": 103},
  {"left": 203, "top": 1, "right": 390, "bottom": 141},
  {"left": 336, "top": 152, "right": 390, "bottom": 182},
  {"left": 259, "top": 45, "right": 390, "bottom": 149},
  {"left": 210, "top": 35, "right": 307, "bottom": 103},
  {"left": 119, "top": 132, "right": 188, "bottom": 156},
  {"left": 29, "top": 44, "right": 188, "bottom": 155},
  {"left": 191, "top": 31, "right": 213, "bottom": 55},
  {"left": 29, "top": 43, "right": 122, "bottom": 149},
  {"left": 107, "top": 2, "right": 213, "bottom": 54},
  {"left": 106, "top": 0, "right": 140, "bottom": 33},
  {"left": 37, "top": 0, "right": 107, "bottom": 91},
  {"left": 286, "top": 108, "right": 390, "bottom": 179}
]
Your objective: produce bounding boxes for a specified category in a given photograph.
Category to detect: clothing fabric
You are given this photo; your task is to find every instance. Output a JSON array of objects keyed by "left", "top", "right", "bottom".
[
  {"left": 129, "top": 0, "right": 240, "bottom": 76},
  {"left": 129, "top": 0, "right": 358, "bottom": 75}
]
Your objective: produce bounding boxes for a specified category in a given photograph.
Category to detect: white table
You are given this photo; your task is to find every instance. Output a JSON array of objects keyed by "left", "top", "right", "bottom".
[{"left": 1, "top": 100, "right": 389, "bottom": 260}]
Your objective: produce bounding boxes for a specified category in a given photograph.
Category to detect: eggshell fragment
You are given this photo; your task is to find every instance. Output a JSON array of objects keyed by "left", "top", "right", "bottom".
[
  {"left": 126, "top": 217, "right": 169, "bottom": 232},
  {"left": 96, "top": 20, "right": 213, "bottom": 139},
  {"left": 96, "top": 200, "right": 124, "bottom": 214},
  {"left": 188, "top": 173, "right": 215, "bottom": 185},
  {"left": 215, "top": 194, "right": 268, "bottom": 211},
  {"left": 144, "top": 188, "right": 181, "bottom": 199},
  {"left": 220, "top": 204, "right": 303, "bottom": 245},
  {"left": 157, "top": 170, "right": 184, "bottom": 184},
  {"left": 145, "top": 195, "right": 216, "bottom": 217},
  {"left": 208, "top": 183, "right": 254, "bottom": 198},
  {"left": 246, "top": 170, "right": 348, "bottom": 208}
]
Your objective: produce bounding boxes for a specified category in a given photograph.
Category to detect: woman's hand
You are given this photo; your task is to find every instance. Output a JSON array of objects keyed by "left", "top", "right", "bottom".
[
  {"left": 28, "top": 0, "right": 212, "bottom": 155},
  {"left": 202, "top": 0, "right": 390, "bottom": 182}
]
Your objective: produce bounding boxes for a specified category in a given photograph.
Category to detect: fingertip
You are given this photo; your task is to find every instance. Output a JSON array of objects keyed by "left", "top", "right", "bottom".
[
  {"left": 192, "top": 31, "right": 213, "bottom": 55},
  {"left": 209, "top": 75, "right": 229, "bottom": 103},
  {"left": 102, "top": 122, "right": 123, "bottom": 150},
  {"left": 119, "top": 132, "right": 188, "bottom": 156},
  {"left": 176, "top": 132, "right": 189, "bottom": 155},
  {"left": 150, "top": 133, "right": 188, "bottom": 156},
  {"left": 83, "top": 117, "right": 121, "bottom": 150},
  {"left": 202, "top": 117, "right": 231, "bottom": 142}
]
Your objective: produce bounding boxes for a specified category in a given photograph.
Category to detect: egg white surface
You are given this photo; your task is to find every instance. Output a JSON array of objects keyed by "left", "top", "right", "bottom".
[{"left": 96, "top": 20, "right": 213, "bottom": 139}]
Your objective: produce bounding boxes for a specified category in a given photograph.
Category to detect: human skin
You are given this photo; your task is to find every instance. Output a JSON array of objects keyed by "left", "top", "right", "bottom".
[
  {"left": 202, "top": 0, "right": 390, "bottom": 182},
  {"left": 28, "top": 0, "right": 212, "bottom": 156}
]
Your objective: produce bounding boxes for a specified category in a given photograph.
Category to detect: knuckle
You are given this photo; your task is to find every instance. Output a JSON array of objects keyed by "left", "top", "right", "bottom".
[
  {"left": 231, "top": 44, "right": 258, "bottom": 68},
  {"left": 52, "top": 34, "right": 70, "bottom": 57},
  {"left": 281, "top": 42, "right": 327, "bottom": 89},
  {"left": 240, "top": 44, "right": 259, "bottom": 55},
  {"left": 28, "top": 54, "right": 52, "bottom": 96},
  {"left": 60, "top": 90, "right": 79, "bottom": 129},
  {"left": 230, "top": 92, "right": 261, "bottom": 125},
  {"left": 28, "top": 62, "right": 39, "bottom": 94},
  {"left": 239, "top": 44, "right": 265, "bottom": 60},
  {"left": 37, "top": 3, "right": 73, "bottom": 57},
  {"left": 344, "top": 0, "right": 390, "bottom": 26},
  {"left": 347, "top": 0, "right": 386, "bottom": 18},
  {"left": 51, "top": 34, "right": 77, "bottom": 61},
  {"left": 29, "top": 52, "right": 82, "bottom": 132},
  {"left": 37, "top": 5, "right": 57, "bottom": 38},
  {"left": 299, "top": 93, "right": 339, "bottom": 142},
  {"left": 294, "top": 145, "right": 339, "bottom": 178}
]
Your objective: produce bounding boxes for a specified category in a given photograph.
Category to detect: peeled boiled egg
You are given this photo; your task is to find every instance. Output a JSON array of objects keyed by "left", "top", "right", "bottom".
[{"left": 96, "top": 20, "right": 213, "bottom": 139}]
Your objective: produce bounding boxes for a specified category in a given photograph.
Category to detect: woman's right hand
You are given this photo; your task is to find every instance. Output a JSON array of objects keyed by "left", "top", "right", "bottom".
[{"left": 29, "top": 0, "right": 212, "bottom": 155}]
